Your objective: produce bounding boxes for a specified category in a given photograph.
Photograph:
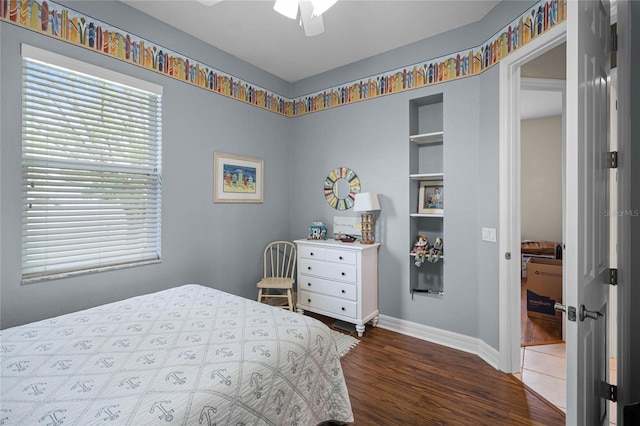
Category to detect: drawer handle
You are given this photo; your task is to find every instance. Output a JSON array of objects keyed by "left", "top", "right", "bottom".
[
  {"left": 307, "top": 299, "right": 311, "bottom": 303},
  {"left": 308, "top": 266, "right": 311, "bottom": 270},
  {"left": 341, "top": 290, "right": 346, "bottom": 294},
  {"left": 341, "top": 272, "right": 345, "bottom": 276},
  {"left": 307, "top": 283, "right": 312, "bottom": 287},
  {"left": 310, "top": 252, "right": 314, "bottom": 256},
  {"left": 339, "top": 256, "right": 343, "bottom": 260},
  {"left": 341, "top": 307, "right": 346, "bottom": 311}
]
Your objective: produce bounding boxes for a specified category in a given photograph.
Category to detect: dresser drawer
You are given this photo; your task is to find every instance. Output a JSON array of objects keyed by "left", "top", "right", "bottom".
[
  {"left": 298, "top": 276, "right": 356, "bottom": 301},
  {"left": 299, "top": 290, "right": 357, "bottom": 319},
  {"left": 298, "top": 245, "right": 327, "bottom": 261},
  {"left": 326, "top": 249, "right": 357, "bottom": 265},
  {"left": 299, "top": 259, "right": 357, "bottom": 283}
]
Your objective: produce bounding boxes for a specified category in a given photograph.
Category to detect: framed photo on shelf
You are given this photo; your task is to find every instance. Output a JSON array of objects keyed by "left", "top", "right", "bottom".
[
  {"left": 213, "top": 152, "right": 263, "bottom": 203},
  {"left": 418, "top": 181, "right": 443, "bottom": 214}
]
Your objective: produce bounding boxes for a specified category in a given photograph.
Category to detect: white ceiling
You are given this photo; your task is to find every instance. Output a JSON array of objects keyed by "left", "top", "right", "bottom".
[
  {"left": 521, "top": 90, "right": 563, "bottom": 120},
  {"left": 520, "top": 43, "right": 566, "bottom": 120},
  {"left": 119, "top": 0, "right": 563, "bottom": 117},
  {"left": 119, "top": 0, "right": 501, "bottom": 83}
]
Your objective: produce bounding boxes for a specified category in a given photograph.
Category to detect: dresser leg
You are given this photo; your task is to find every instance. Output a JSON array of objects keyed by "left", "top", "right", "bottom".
[
  {"left": 355, "top": 324, "right": 365, "bottom": 337},
  {"left": 371, "top": 315, "right": 379, "bottom": 327}
]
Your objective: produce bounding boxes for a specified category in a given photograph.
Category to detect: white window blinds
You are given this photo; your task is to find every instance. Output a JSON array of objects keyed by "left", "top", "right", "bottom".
[{"left": 21, "top": 45, "right": 163, "bottom": 282}]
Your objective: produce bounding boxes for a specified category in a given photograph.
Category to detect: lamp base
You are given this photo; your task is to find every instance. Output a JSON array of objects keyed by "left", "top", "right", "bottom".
[{"left": 360, "top": 213, "right": 375, "bottom": 244}]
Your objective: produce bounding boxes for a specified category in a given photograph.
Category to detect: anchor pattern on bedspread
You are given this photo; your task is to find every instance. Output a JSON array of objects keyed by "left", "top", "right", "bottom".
[{"left": 0, "top": 284, "right": 353, "bottom": 425}]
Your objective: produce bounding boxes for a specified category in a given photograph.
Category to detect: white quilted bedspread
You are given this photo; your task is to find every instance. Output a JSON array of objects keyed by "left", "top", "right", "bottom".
[{"left": 0, "top": 284, "right": 353, "bottom": 425}]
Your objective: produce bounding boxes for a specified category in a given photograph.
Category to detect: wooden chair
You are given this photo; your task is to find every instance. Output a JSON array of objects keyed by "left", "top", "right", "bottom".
[{"left": 257, "top": 241, "right": 297, "bottom": 311}]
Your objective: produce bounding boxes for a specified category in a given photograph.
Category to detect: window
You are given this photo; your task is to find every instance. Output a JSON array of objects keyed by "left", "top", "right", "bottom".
[{"left": 21, "top": 45, "right": 163, "bottom": 282}]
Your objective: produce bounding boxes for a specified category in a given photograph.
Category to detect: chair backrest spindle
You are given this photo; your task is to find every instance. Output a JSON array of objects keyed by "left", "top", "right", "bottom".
[{"left": 263, "top": 241, "right": 296, "bottom": 279}]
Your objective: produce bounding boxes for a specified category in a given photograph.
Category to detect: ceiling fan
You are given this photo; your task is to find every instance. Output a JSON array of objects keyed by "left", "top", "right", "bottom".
[
  {"left": 197, "top": 0, "right": 337, "bottom": 37},
  {"left": 273, "top": 0, "right": 337, "bottom": 36}
]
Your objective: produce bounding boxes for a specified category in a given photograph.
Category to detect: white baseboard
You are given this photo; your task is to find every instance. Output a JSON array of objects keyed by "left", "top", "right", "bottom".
[{"left": 377, "top": 314, "right": 501, "bottom": 370}]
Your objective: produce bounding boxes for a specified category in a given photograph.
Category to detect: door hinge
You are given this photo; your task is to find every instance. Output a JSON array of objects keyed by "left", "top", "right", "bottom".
[
  {"left": 609, "top": 268, "right": 618, "bottom": 286},
  {"left": 604, "top": 383, "right": 618, "bottom": 402},
  {"left": 608, "top": 151, "right": 618, "bottom": 169},
  {"left": 611, "top": 33, "right": 618, "bottom": 53}
]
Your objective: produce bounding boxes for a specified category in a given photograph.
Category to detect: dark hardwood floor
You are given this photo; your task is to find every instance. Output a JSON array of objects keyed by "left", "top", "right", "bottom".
[{"left": 309, "top": 313, "right": 565, "bottom": 426}]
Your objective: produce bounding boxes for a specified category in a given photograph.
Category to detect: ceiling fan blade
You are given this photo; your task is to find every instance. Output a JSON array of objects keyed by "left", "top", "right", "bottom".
[
  {"left": 311, "top": 0, "right": 337, "bottom": 17},
  {"left": 274, "top": 0, "right": 299, "bottom": 19},
  {"left": 299, "top": 1, "right": 324, "bottom": 36}
]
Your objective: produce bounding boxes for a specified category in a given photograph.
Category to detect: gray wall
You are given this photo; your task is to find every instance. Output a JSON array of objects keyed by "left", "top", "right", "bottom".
[
  {"left": 290, "top": 77, "right": 483, "bottom": 337},
  {"left": 289, "top": 3, "right": 533, "bottom": 349},
  {"left": 0, "top": 0, "right": 538, "bottom": 353},
  {"left": 0, "top": 2, "right": 292, "bottom": 328},
  {"left": 476, "top": 67, "right": 501, "bottom": 348}
]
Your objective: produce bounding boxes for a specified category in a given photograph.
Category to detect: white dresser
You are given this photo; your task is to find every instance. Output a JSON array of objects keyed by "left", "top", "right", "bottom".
[{"left": 294, "top": 239, "right": 380, "bottom": 337}]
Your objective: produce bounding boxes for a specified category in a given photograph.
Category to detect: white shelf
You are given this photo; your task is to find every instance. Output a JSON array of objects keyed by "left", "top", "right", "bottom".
[
  {"left": 409, "top": 131, "right": 444, "bottom": 145},
  {"left": 410, "top": 173, "right": 443, "bottom": 181},
  {"left": 411, "top": 288, "right": 444, "bottom": 295},
  {"left": 410, "top": 212, "right": 444, "bottom": 218},
  {"left": 410, "top": 252, "right": 444, "bottom": 259}
]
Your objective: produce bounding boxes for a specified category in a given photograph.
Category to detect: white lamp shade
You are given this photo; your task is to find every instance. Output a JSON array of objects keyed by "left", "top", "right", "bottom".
[{"left": 353, "top": 192, "right": 380, "bottom": 212}]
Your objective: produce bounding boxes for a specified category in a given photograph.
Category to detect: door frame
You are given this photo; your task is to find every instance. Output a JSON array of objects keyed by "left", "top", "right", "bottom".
[
  {"left": 498, "top": 22, "right": 567, "bottom": 374},
  {"left": 613, "top": 0, "right": 631, "bottom": 419}
]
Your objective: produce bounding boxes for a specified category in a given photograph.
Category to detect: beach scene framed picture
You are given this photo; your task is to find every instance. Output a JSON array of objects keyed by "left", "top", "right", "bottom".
[
  {"left": 418, "top": 180, "right": 443, "bottom": 215},
  {"left": 214, "top": 152, "right": 263, "bottom": 203}
]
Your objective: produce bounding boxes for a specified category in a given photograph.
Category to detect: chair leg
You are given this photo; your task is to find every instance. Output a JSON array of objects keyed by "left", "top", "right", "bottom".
[
  {"left": 286, "top": 289, "right": 294, "bottom": 311},
  {"left": 257, "top": 288, "right": 263, "bottom": 303}
]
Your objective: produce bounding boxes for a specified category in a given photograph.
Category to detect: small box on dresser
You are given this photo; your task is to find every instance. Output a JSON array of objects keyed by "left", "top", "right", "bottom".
[{"left": 294, "top": 239, "right": 380, "bottom": 337}]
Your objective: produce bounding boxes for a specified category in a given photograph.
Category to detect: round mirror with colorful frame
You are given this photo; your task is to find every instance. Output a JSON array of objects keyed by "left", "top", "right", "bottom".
[{"left": 324, "top": 167, "right": 361, "bottom": 210}]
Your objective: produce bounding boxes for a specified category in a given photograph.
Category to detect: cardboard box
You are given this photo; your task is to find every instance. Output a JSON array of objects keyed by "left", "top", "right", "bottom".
[
  {"left": 526, "top": 258, "right": 562, "bottom": 321},
  {"left": 521, "top": 253, "right": 555, "bottom": 278}
]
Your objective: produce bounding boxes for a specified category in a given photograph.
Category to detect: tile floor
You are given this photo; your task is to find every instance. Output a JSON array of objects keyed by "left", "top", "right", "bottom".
[{"left": 513, "top": 343, "right": 617, "bottom": 424}]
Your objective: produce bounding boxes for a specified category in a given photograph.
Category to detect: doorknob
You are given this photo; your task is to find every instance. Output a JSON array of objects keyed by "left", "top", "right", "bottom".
[
  {"left": 554, "top": 303, "right": 577, "bottom": 321},
  {"left": 579, "top": 305, "right": 603, "bottom": 321}
]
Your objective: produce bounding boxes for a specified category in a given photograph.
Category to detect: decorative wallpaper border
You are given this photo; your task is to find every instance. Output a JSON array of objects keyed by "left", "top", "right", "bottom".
[
  {"left": 1, "top": 0, "right": 565, "bottom": 117},
  {"left": 295, "top": 0, "right": 566, "bottom": 116}
]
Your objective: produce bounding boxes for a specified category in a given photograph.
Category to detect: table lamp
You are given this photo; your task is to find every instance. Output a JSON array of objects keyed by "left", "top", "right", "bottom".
[{"left": 353, "top": 192, "right": 380, "bottom": 244}]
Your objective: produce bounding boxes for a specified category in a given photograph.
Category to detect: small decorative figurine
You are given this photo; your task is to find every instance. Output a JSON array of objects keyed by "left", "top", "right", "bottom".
[
  {"left": 308, "top": 220, "right": 328, "bottom": 240},
  {"left": 428, "top": 236, "right": 444, "bottom": 263},
  {"left": 411, "top": 234, "right": 430, "bottom": 267}
]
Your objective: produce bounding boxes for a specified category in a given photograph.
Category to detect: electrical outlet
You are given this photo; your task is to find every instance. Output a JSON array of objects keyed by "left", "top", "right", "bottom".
[{"left": 482, "top": 227, "right": 497, "bottom": 242}]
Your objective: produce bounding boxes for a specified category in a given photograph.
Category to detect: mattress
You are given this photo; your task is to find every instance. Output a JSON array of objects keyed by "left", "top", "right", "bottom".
[{"left": 0, "top": 284, "right": 353, "bottom": 425}]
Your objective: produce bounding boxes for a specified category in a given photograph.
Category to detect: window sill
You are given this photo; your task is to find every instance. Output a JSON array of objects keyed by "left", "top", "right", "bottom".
[{"left": 21, "top": 259, "right": 162, "bottom": 285}]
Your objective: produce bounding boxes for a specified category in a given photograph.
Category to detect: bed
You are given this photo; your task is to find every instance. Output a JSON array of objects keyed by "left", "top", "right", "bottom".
[{"left": 0, "top": 284, "right": 353, "bottom": 425}]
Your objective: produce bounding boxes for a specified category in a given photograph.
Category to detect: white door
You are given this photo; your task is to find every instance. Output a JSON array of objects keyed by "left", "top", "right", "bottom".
[{"left": 565, "top": 0, "right": 611, "bottom": 424}]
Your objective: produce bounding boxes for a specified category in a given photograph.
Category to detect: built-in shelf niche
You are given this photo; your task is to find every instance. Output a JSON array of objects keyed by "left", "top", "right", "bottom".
[{"left": 409, "top": 93, "right": 444, "bottom": 296}]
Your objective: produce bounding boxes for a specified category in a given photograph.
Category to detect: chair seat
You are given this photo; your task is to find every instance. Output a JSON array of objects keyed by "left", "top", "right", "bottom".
[{"left": 257, "top": 277, "right": 294, "bottom": 289}]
